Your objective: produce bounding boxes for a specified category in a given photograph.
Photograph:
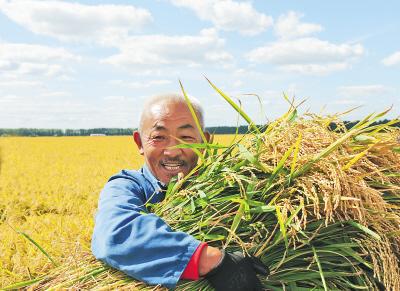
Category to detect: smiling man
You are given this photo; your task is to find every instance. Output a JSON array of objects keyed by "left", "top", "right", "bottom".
[
  {"left": 91, "top": 93, "right": 266, "bottom": 290},
  {"left": 134, "top": 96, "right": 203, "bottom": 184}
]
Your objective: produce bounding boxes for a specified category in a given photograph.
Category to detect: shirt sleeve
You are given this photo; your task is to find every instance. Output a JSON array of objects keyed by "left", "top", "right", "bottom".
[
  {"left": 91, "top": 176, "right": 201, "bottom": 289},
  {"left": 180, "top": 242, "right": 208, "bottom": 280}
]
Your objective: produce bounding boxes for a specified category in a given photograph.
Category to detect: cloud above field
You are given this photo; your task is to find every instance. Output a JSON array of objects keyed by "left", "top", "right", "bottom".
[
  {"left": 0, "top": 42, "right": 79, "bottom": 78},
  {"left": 246, "top": 37, "right": 364, "bottom": 74},
  {"left": 382, "top": 51, "right": 400, "bottom": 66},
  {"left": 274, "top": 11, "right": 323, "bottom": 39},
  {"left": 109, "top": 79, "right": 172, "bottom": 89},
  {"left": 245, "top": 11, "right": 364, "bottom": 75},
  {"left": 103, "top": 28, "right": 233, "bottom": 69},
  {"left": 169, "top": 0, "right": 272, "bottom": 35},
  {"left": 0, "top": 91, "right": 142, "bottom": 128},
  {"left": 0, "top": 79, "right": 42, "bottom": 88},
  {"left": 0, "top": 1, "right": 399, "bottom": 128},
  {"left": 337, "top": 84, "right": 392, "bottom": 97},
  {"left": 0, "top": 0, "right": 152, "bottom": 43}
]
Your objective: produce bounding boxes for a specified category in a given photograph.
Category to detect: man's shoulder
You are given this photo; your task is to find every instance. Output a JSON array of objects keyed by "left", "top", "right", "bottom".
[
  {"left": 100, "top": 169, "right": 147, "bottom": 199},
  {"left": 102, "top": 167, "right": 164, "bottom": 203},
  {"left": 107, "top": 168, "right": 145, "bottom": 184}
]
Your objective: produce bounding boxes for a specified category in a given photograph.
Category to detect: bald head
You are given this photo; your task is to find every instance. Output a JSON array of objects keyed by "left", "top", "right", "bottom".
[
  {"left": 138, "top": 93, "right": 204, "bottom": 134},
  {"left": 134, "top": 93, "right": 209, "bottom": 183}
]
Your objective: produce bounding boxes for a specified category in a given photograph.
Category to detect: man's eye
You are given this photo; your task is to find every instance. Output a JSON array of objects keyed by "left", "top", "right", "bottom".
[
  {"left": 152, "top": 136, "right": 165, "bottom": 141},
  {"left": 182, "top": 136, "right": 195, "bottom": 141}
]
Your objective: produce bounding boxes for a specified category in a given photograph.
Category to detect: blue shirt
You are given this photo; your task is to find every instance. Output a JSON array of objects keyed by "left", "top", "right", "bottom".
[{"left": 91, "top": 164, "right": 201, "bottom": 289}]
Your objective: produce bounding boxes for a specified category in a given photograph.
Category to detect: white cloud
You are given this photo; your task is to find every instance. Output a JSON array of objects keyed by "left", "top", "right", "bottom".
[
  {"left": 382, "top": 51, "right": 400, "bottom": 66},
  {"left": 330, "top": 99, "right": 364, "bottom": 106},
  {"left": 0, "top": 42, "right": 78, "bottom": 63},
  {"left": 0, "top": 0, "right": 152, "bottom": 43},
  {"left": 233, "top": 80, "right": 243, "bottom": 88},
  {"left": 0, "top": 94, "right": 19, "bottom": 102},
  {"left": 0, "top": 80, "right": 41, "bottom": 88},
  {"left": 103, "top": 28, "right": 233, "bottom": 68},
  {"left": 246, "top": 37, "right": 364, "bottom": 74},
  {"left": 170, "top": 0, "right": 272, "bottom": 36},
  {"left": 0, "top": 92, "right": 143, "bottom": 128},
  {"left": 103, "top": 95, "right": 127, "bottom": 102},
  {"left": 275, "top": 11, "right": 323, "bottom": 39},
  {"left": 110, "top": 79, "right": 172, "bottom": 89},
  {"left": 42, "top": 91, "right": 70, "bottom": 98},
  {"left": 280, "top": 63, "right": 350, "bottom": 74},
  {"left": 337, "top": 85, "right": 392, "bottom": 97},
  {"left": 0, "top": 42, "right": 79, "bottom": 78}
]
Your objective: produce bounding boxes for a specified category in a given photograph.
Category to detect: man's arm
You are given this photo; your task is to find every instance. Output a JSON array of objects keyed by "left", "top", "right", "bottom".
[
  {"left": 91, "top": 176, "right": 201, "bottom": 289},
  {"left": 91, "top": 174, "right": 267, "bottom": 290}
]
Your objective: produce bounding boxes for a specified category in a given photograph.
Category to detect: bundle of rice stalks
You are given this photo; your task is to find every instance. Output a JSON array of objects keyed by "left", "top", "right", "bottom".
[{"left": 6, "top": 82, "right": 400, "bottom": 290}]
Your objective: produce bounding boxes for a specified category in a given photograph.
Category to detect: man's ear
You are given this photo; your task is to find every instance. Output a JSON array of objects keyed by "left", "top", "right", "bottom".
[
  {"left": 133, "top": 131, "right": 144, "bottom": 155},
  {"left": 204, "top": 131, "right": 212, "bottom": 143}
]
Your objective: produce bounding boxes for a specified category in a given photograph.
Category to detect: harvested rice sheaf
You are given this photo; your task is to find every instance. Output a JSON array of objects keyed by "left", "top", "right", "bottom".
[
  {"left": 9, "top": 87, "right": 400, "bottom": 290},
  {"left": 158, "top": 108, "right": 400, "bottom": 290}
]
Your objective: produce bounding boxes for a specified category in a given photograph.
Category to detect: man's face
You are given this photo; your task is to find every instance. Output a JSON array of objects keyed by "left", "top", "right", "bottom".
[{"left": 134, "top": 100, "right": 208, "bottom": 184}]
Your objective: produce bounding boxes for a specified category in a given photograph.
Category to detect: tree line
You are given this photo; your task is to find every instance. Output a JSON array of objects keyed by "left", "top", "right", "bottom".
[{"left": 0, "top": 120, "right": 398, "bottom": 136}]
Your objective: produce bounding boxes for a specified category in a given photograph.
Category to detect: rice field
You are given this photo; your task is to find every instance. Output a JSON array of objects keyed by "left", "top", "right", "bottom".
[
  {"left": 0, "top": 135, "right": 236, "bottom": 288},
  {"left": 1, "top": 100, "right": 399, "bottom": 290}
]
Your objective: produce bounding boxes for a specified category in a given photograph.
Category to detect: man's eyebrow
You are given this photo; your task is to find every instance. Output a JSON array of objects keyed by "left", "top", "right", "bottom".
[
  {"left": 152, "top": 125, "right": 167, "bottom": 131},
  {"left": 178, "top": 124, "right": 195, "bottom": 130}
]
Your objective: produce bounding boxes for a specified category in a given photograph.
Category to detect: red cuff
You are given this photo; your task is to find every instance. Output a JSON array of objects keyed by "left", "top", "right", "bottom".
[{"left": 181, "top": 242, "right": 208, "bottom": 280}]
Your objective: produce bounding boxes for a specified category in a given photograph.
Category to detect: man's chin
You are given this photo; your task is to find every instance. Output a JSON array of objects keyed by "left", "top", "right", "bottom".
[{"left": 159, "top": 168, "right": 188, "bottom": 183}]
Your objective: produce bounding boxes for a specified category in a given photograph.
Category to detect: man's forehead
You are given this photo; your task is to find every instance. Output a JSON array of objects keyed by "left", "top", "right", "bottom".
[
  {"left": 151, "top": 122, "right": 195, "bottom": 131},
  {"left": 142, "top": 101, "right": 196, "bottom": 130},
  {"left": 148, "top": 100, "right": 189, "bottom": 115}
]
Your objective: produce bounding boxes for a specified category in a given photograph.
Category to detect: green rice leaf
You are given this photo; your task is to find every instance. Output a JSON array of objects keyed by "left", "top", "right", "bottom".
[
  {"left": 342, "top": 143, "right": 376, "bottom": 171},
  {"left": 18, "top": 231, "right": 58, "bottom": 267},
  {"left": 201, "top": 233, "right": 226, "bottom": 241},
  {"left": 2, "top": 277, "right": 43, "bottom": 290},
  {"left": 289, "top": 132, "right": 302, "bottom": 182},
  {"left": 179, "top": 80, "right": 210, "bottom": 146},
  {"left": 287, "top": 108, "right": 297, "bottom": 123},
  {"left": 206, "top": 77, "right": 260, "bottom": 133},
  {"left": 267, "top": 143, "right": 295, "bottom": 191},
  {"left": 348, "top": 221, "right": 381, "bottom": 240},
  {"left": 238, "top": 143, "right": 257, "bottom": 164},
  {"left": 225, "top": 202, "right": 245, "bottom": 247},
  {"left": 285, "top": 200, "right": 304, "bottom": 227},
  {"left": 172, "top": 143, "right": 228, "bottom": 149},
  {"left": 353, "top": 135, "right": 377, "bottom": 144},
  {"left": 276, "top": 206, "right": 288, "bottom": 248},
  {"left": 369, "top": 118, "right": 400, "bottom": 134},
  {"left": 312, "top": 246, "right": 328, "bottom": 291},
  {"left": 250, "top": 205, "right": 276, "bottom": 213},
  {"left": 190, "top": 197, "right": 195, "bottom": 213},
  {"left": 198, "top": 190, "right": 207, "bottom": 199}
]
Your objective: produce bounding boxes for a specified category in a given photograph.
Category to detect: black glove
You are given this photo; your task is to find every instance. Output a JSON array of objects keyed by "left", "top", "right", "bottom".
[{"left": 205, "top": 250, "right": 269, "bottom": 291}]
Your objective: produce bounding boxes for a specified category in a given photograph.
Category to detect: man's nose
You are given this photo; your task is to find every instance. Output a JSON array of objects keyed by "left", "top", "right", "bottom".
[{"left": 163, "top": 137, "right": 182, "bottom": 157}]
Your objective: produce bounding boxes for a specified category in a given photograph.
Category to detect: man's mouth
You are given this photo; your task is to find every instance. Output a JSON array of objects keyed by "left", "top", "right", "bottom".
[{"left": 161, "top": 161, "right": 186, "bottom": 172}]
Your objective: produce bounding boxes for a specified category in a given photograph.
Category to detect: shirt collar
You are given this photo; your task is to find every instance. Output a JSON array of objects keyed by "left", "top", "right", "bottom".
[{"left": 141, "top": 163, "right": 167, "bottom": 192}]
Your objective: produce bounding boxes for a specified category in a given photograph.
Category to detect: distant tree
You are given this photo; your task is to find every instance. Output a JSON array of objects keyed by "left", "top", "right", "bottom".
[{"left": 0, "top": 120, "right": 398, "bottom": 137}]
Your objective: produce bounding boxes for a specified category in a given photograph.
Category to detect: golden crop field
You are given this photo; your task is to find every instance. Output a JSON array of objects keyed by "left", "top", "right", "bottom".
[{"left": 0, "top": 135, "right": 237, "bottom": 287}]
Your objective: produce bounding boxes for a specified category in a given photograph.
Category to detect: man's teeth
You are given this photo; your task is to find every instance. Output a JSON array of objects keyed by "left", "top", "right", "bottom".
[{"left": 163, "top": 164, "right": 183, "bottom": 170}]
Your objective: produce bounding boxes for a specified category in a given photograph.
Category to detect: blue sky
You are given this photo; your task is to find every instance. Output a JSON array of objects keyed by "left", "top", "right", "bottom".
[{"left": 0, "top": 0, "right": 399, "bottom": 129}]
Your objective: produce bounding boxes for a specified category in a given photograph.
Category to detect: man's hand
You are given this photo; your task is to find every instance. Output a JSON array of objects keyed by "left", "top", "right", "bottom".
[
  {"left": 198, "top": 245, "right": 223, "bottom": 276},
  {"left": 204, "top": 250, "right": 269, "bottom": 291}
]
